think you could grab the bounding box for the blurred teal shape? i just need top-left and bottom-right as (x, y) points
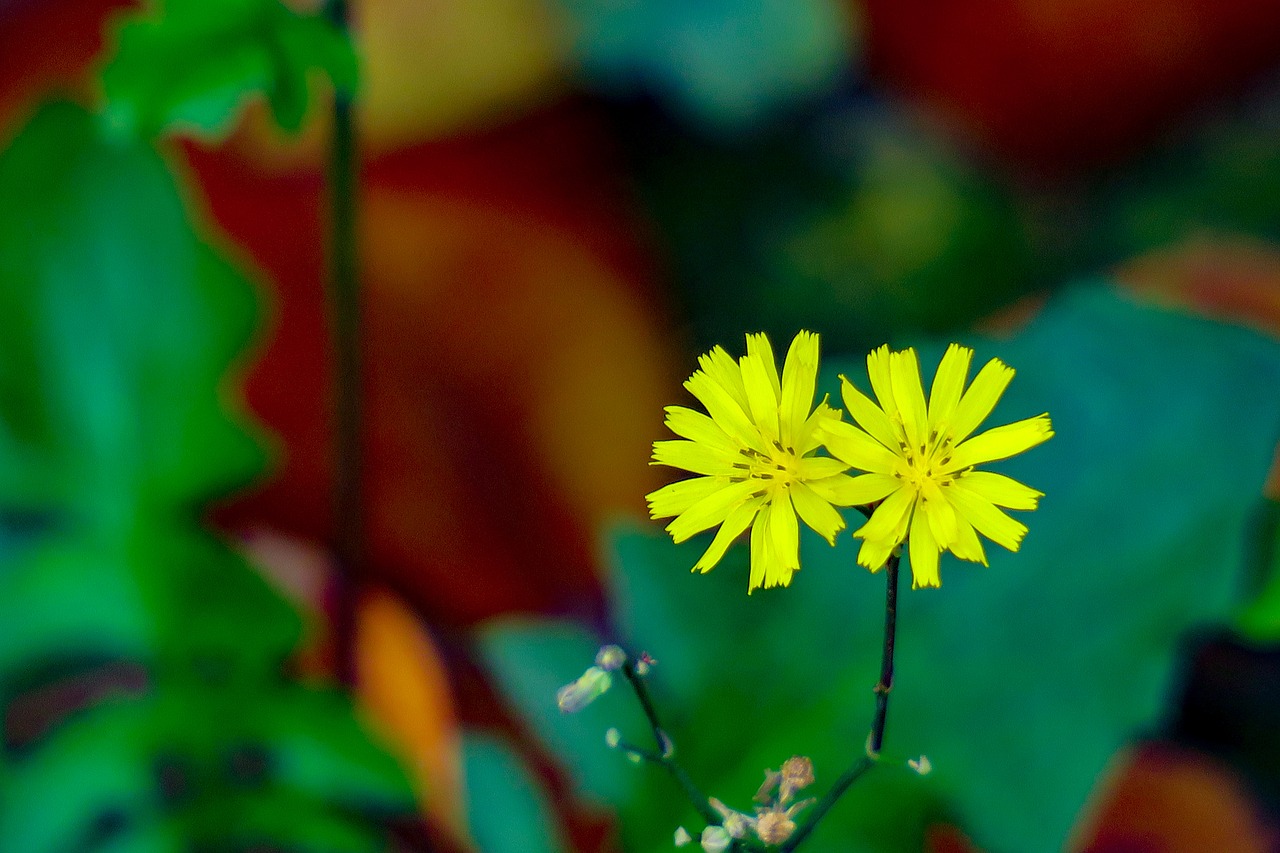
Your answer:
(100, 0), (357, 139)
(462, 732), (570, 853)
(0, 102), (414, 849)
(559, 0), (857, 130)
(479, 621), (649, 809)
(478, 285), (1280, 852)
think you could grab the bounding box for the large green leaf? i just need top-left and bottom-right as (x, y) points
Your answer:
(478, 285), (1280, 852)
(100, 0), (358, 139)
(0, 102), (264, 530)
(462, 732), (570, 853)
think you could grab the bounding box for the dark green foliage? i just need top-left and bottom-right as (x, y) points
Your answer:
(0, 103), (413, 851)
(478, 287), (1280, 852)
(100, 0), (357, 139)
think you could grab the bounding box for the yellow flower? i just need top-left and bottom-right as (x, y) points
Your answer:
(647, 331), (882, 592)
(820, 344), (1053, 589)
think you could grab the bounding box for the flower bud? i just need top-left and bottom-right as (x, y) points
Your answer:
(605, 728), (622, 749)
(700, 826), (731, 853)
(755, 810), (796, 846)
(674, 826), (692, 847)
(596, 644), (627, 671)
(556, 666), (612, 713)
(908, 755), (932, 776)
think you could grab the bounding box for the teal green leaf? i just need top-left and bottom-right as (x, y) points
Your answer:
(561, 0), (856, 130)
(479, 285), (1280, 852)
(0, 102), (265, 529)
(100, 0), (358, 139)
(477, 620), (648, 810)
(462, 732), (569, 853)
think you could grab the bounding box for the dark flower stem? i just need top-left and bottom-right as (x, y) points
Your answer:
(781, 552), (902, 851)
(323, 0), (362, 687)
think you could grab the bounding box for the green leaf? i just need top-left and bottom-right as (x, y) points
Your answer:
(480, 285), (1280, 852)
(251, 688), (416, 814)
(462, 732), (569, 853)
(0, 536), (151, 693)
(0, 102), (265, 529)
(0, 699), (159, 853)
(477, 620), (648, 810)
(100, 0), (358, 139)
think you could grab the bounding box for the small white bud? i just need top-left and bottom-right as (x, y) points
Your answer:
(674, 826), (692, 847)
(556, 667), (612, 713)
(700, 826), (731, 853)
(626, 751), (643, 765)
(635, 659), (651, 676)
(596, 644), (627, 671)
(605, 728), (622, 749)
(908, 755), (932, 776)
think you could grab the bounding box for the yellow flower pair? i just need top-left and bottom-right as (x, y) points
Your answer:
(646, 331), (1053, 592)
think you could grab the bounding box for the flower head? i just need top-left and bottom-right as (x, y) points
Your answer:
(820, 344), (1053, 588)
(647, 331), (871, 592)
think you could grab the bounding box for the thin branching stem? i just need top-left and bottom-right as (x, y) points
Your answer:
(782, 552), (902, 851)
(620, 661), (723, 828)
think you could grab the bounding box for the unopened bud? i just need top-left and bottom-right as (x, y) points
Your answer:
(908, 755), (932, 776)
(674, 826), (692, 847)
(605, 728), (622, 749)
(596, 644), (627, 671)
(635, 659), (651, 676)
(556, 666), (612, 713)
(700, 826), (731, 853)
(709, 798), (750, 839)
(755, 810), (797, 846)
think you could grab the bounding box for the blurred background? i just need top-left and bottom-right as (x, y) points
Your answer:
(2, 0), (1280, 850)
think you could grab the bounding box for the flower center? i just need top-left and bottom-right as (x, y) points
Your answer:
(897, 428), (955, 493)
(744, 442), (801, 491)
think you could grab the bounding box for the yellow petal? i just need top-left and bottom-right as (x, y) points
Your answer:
(685, 370), (768, 455)
(697, 345), (750, 413)
(947, 357), (1014, 443)
(769, 492), (800, 579)
(749, 505), (771, 592)
(663, 406), (739, 455)
(890, 348), (929, 452)
(807, 472), (899, 506)
(956, 470), (1044, 510)
(908, 507), (941, 588)
(790, 481), (846, 544)
(947, 515), (988, 565)
(820, 421), (901, 475)
(693, 496), (765, 573)
(779, 330), (819, 449)
(652, 439), (743, 477)
(839, 375), (900, 452)
(667, 479), (762, 542)
(857, 536), (896, 572)
(928, 344), (972, 433)
(866, 344), (898, 419)
(944, 482), (1028, 552)
(855, 485), (915, 544)
(746, 332), (782, 401)
(646, 476), (725, 519)
(740, 352), (781, 443)
(924, 487), (959, 549)
(795, 455), (851, 481)
(795, 397), (841, 455)
(944, 414), (1053, 472)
